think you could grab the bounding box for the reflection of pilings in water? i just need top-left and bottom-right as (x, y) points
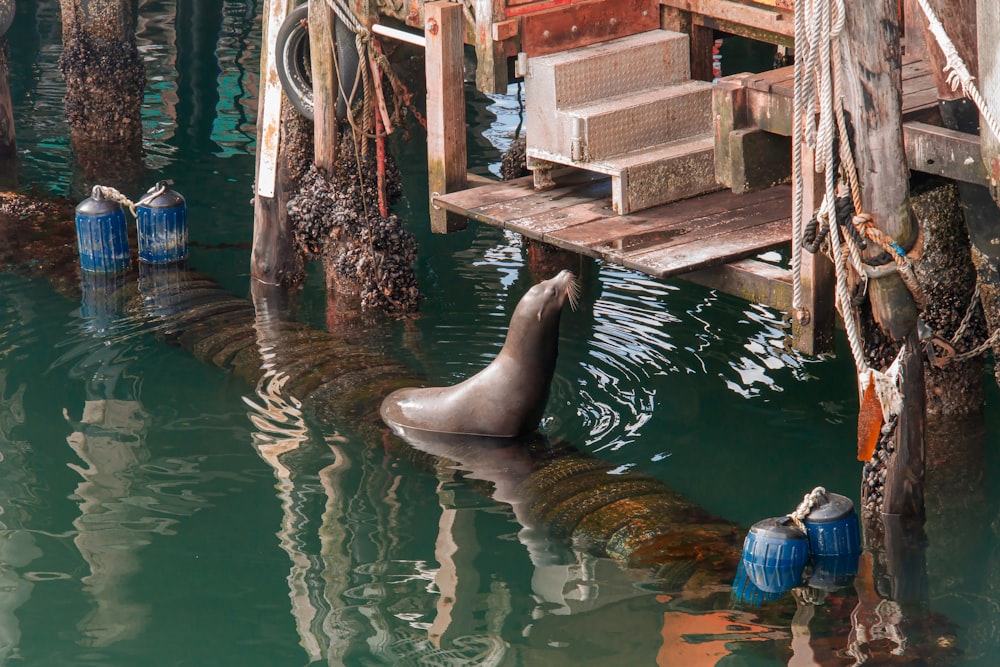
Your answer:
(66, 399), (153, 647)
(0, 371), (40, 666)
(244, 281), (361, 665)
(925, 418), (991, 659)
(244, 371), (339, 663)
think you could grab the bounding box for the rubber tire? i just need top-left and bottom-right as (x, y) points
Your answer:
(275, 4), (360, 122)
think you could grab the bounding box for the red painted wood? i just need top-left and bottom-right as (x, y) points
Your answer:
(520, 0), (659, 56)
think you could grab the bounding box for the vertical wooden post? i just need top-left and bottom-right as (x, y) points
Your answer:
(792, 144), (836, 355)
(425, 1), (467, 234)
(979, 0), (1000, 203)
(58, 0), (145, 186)
(841, 0), (924, 518)
(0, 35), (16, 188)
(309, 0), (338, 174)
(474, 0), (508, 94)
(252, 0), (301, 285)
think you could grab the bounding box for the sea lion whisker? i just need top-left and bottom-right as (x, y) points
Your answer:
(566, 277), (581, 311)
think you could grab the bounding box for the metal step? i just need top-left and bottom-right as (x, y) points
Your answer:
(527, 30), (692, 108)
(565, 80), (713, 160)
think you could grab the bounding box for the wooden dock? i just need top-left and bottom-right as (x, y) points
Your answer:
(434, 54), (979, 292)
(437, 172), (791, 280)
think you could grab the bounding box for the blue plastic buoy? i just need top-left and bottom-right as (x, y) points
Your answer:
(75, 191), (130, 274)
(803, 491), (861, 590)
(731, 558), (784, 607)
(136, 182), (188, 264)
(740, 516), (809, 594)
(802, 491), (861, 558)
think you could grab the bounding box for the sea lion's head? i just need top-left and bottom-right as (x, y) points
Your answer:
(522, 269), (579, 322)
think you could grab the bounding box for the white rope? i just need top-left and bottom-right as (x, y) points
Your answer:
(915, 0), (1000, 144)
(793, 0), (912, 417)
(787, 486), (827, 532)
(92, 185), (138, 218)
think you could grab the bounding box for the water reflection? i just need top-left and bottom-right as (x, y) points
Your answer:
(62, 271), (211, 647)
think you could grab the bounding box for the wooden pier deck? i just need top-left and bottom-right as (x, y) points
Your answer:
(434, 55), (963, 287)
(437, 172), (791, 279)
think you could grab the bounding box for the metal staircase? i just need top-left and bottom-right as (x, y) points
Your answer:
(525, 30), (720, 215)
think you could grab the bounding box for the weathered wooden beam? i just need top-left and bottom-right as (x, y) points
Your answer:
(979, 0), (1000, 200)
(0, 35), (16, 188)
(252, 0), (301, 284)
(712, 74), (749, 189)
(903, 121), (987, 186)
(684, 258), (792, 312)
(791, 143), (835, 355)
(309, 0), (338, 174)
(841, 0), (924, 519)
(425, 1), (468, 234)
(659, 0), (794, 45)
(474, 0), (508, 94)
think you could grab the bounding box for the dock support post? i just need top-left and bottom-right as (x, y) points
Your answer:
(58, 0), (145, 186)
(252, 0), (302, 285)
(0, 35), (16, 188)
(425, 1), (467, 234)
(474, 0), (509, 94)
(976, 0), (1000, 386)
(309, 0), (339, 174)
(841, 0), (924, 521)
(791, 144), (835, 355)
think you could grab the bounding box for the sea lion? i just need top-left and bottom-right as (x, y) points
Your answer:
(380, 270), (579, 438)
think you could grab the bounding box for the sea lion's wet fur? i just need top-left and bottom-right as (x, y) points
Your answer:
(380, 271), (577, 437)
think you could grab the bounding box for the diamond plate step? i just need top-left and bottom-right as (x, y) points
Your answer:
(565, 80), (712, 160)
(601, 134), (719, 214)
(527, 30), (691, 108)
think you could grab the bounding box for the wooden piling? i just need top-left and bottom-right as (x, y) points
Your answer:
(252, 0), (302, 285)
(792, 144), (836, 355)
(0, 36), (16, 188)
(309, 0), (338, 174)
(977, 0), (1000, 384)
(981, 0), (1000, 201)
(58, 0), (145, 186)
(840, 0), (924, 518)
(425, 1), (467, 234)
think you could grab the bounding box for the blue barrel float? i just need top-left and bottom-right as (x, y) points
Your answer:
(75, 189), (130, 274)
(741, 516), (811, 594)
(733, 488), (861, 606)
(136, 181), (188, 264)
(802, 491), (861, 591)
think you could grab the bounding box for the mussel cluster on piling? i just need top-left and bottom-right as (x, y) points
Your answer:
(286, 135), (420, 315)
(861, 414), (898, 515)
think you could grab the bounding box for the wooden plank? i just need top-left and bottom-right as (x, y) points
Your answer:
(659, 0), (794, 40)
(475, 0), (508, 93)
(309, 0), (338, 173)
(425, 2), (468, 233)
(684, 258), (792, 312)
(618, 217), (790, 278)
(520, 0), (659, 57)
(547, 185), (790, 247)
(433, 169), (597, 212)
(982, 0), (1000, 193)
(904, 121), (987, 186)
(469, 178), (611, 224)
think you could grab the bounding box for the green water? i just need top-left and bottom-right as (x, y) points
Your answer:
(2, 2), (999, 665)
